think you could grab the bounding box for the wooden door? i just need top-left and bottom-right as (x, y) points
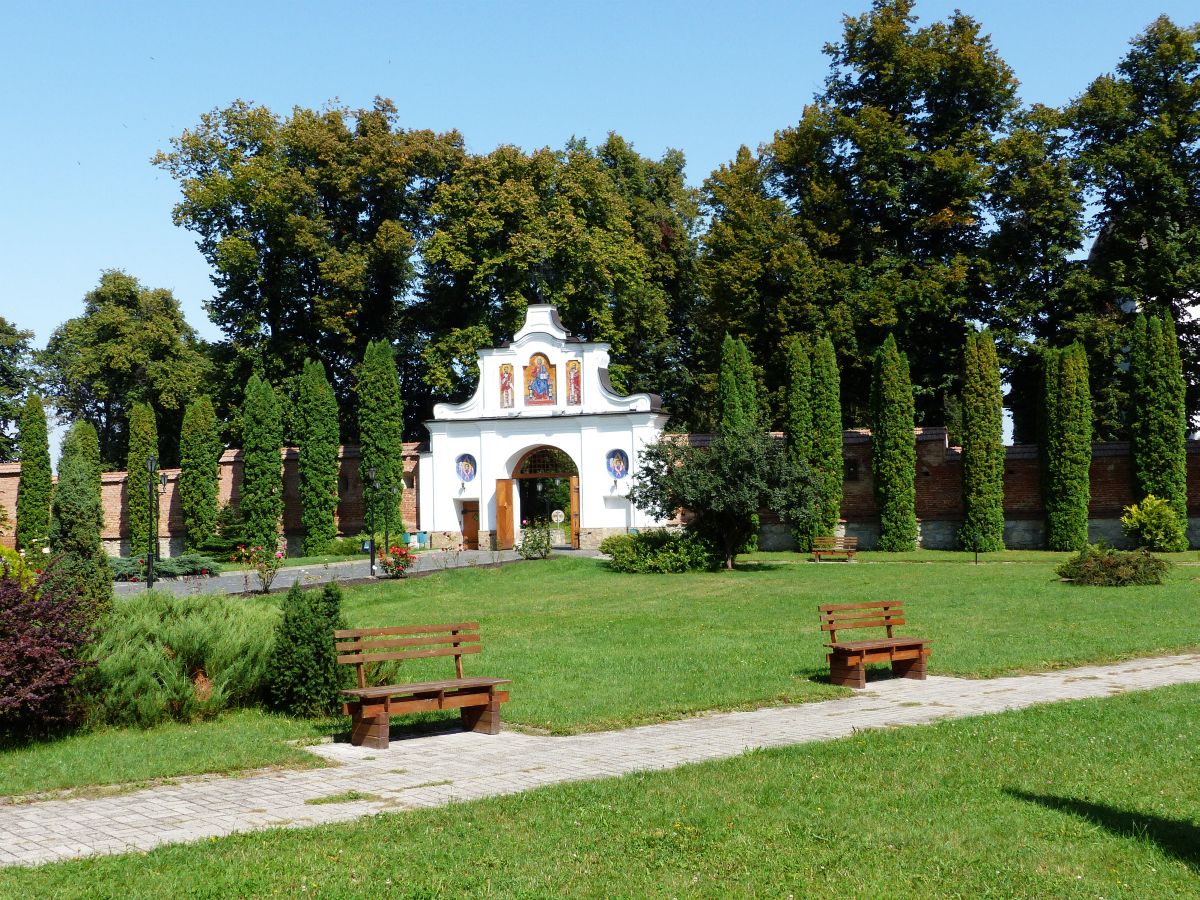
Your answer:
(569, 475), (581, 549)
(461, 501), (479, 550)
(495, 479), (514, 550)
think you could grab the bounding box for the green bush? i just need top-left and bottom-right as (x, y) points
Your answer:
(124, 401), (158, 555)
(517, 519), (552, 560)
(15, 392), (52, 552)
(871, 334), (917, 551)
(297, 359), (341, 556)
(599, 530), (715, 574)
(1120, 495), (1188, 552)
(194, 502), (248, 558)
(1055, 545), (1170, 587)
(265, 583), (343, 718)
(85, 591), (278, 726)
(179, 396), (223, 551)
(324, 533), (370, 556)
(108, 553), (220, 582)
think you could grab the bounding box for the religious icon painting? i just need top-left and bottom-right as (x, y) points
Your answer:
(606, 449), (629, 479)
(524, 353), (556, 405)
(566, 359), (582, 405)
(499, 364), (515, 409)
(455, 454), (477, 483)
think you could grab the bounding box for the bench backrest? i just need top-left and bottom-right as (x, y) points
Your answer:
(814, 536), (858, 550)
(817, 601), (903, 643)
(334, 622), (482, 689)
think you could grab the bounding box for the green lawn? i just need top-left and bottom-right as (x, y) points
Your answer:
(3, 552), (1198, 798)
(4, 683), (1196, 897)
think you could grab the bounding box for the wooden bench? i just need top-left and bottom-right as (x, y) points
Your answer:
(817, 601), (931, 688)
(813, 535), (858, 562)
(335, 622), (511, 750)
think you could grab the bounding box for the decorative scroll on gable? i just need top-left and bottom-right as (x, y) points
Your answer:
(431, 305), (662, 422)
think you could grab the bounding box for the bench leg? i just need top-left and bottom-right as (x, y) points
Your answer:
(460, 695), (502, 735)
(828, 656), (866, 689)
(350, 700), (390, 750)
(892, 654), (928, 681)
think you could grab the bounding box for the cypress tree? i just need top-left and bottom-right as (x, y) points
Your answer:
(297, 359), (340, 555)
(356, 341), (404, 529)
(265, 582), (343, 717)
(718, 334), (758, 435)
(240, 375), (283, 552)
(124, 402), (159, 556)
(179, 396), (223, 551)
(49, 421), (110, 612)
(810, 335), (844, 538)
(1130, 314), (1188, 548)
(870, 334), (917, 551)
(1043, 344), (1092, 551)
(15, 393), (51, 551)
(959, 330), (1006, 552)
(785, 338), (815, 549)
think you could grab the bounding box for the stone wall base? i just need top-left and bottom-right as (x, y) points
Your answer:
(103, 537), (186, 559)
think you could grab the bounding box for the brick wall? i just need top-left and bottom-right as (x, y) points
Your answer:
(0, 444), (421, 555)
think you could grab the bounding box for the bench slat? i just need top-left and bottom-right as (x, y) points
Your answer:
(821, 617), (905, 631)
(344, 676), (511, 697)
(828, 637), (930, 650)
(338, 644), (483, 665)
(334, 622), (479, 639)
(335, 634), (482, 653)
(818, 601), (902, 613)
(819, 609), (905, 622)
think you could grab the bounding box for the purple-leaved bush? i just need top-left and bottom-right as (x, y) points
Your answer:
(0, 562), (94, 738)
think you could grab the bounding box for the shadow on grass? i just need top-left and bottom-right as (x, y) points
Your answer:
(332, 712), (469, 745)
(730, 562), (786, 573)
(804, 664), (898, 687)
(1005, 789), (1200, 871)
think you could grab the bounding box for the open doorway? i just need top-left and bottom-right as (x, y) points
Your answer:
(512, 446), (579, 549)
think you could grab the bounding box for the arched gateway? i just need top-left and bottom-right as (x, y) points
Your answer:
(418, 305), (670, 550)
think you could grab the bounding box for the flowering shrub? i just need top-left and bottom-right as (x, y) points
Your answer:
(378, 545), (416, 577)
(517, 518), (552, 560)
(229, 543), (286, 593)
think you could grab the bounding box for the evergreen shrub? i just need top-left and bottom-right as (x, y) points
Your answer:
(49, 422), (111, 614)
(810, 336), (844, 539)
(959, 330), (1005, 551)
(297, 360), (340, 555)
(124, 402), (158, 554)
(265, 582), (343, 718)
(179, 397), (223, 551)
(0, 563), (94, 738)
(598, 530), (715, 573)
(15, 393), (52, 552)
(194, 502), (248, 558)
(1120, 495), (1188, 553)
(357, 340), (404, 530)
(239, 374), (283, 551)
(1043, 345), (1092, 551)
(871, 334), (917, 551)
(1055, 545), (1170, 587)
(85, 591), (277, 727)
(108, 553), (220, 582)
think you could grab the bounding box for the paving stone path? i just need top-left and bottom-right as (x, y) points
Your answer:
(3, 652), (1198, 868)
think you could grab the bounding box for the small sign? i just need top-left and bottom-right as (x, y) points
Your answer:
(551, 509), (565, 524)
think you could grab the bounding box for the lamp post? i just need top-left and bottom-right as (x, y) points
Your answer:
(367, 466), (377, 576)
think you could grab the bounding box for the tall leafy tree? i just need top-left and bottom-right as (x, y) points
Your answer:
(157, 99), (466, 435)
(239, 375), (283, 551)
(770, 0), (1063, 425)
(178, 397), (223, 551)
(810, 336), (844, 538)
(124, 402), (159, 557)
(15, 393), (51, 551)
(1129, 315), (1189, 547)
(0, 315), (34, 462)
(39, 270), (210, 465)
(297, 359), (340, 555)
(959, 330), (1006, 551)
(1043, 344), (1092, 551)
(356, 341), (404, 529)
(49, 422), (110, 613)
(871, 334), (917, 551)
(1071, 16), (1200, 420)
(420, 137), (698, 428)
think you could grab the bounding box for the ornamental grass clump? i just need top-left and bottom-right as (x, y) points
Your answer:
(84, 591), (278, 727)
(1055, 545), (1170, 587)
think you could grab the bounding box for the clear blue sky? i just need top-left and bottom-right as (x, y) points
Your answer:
(2, 0), (1196, 350)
